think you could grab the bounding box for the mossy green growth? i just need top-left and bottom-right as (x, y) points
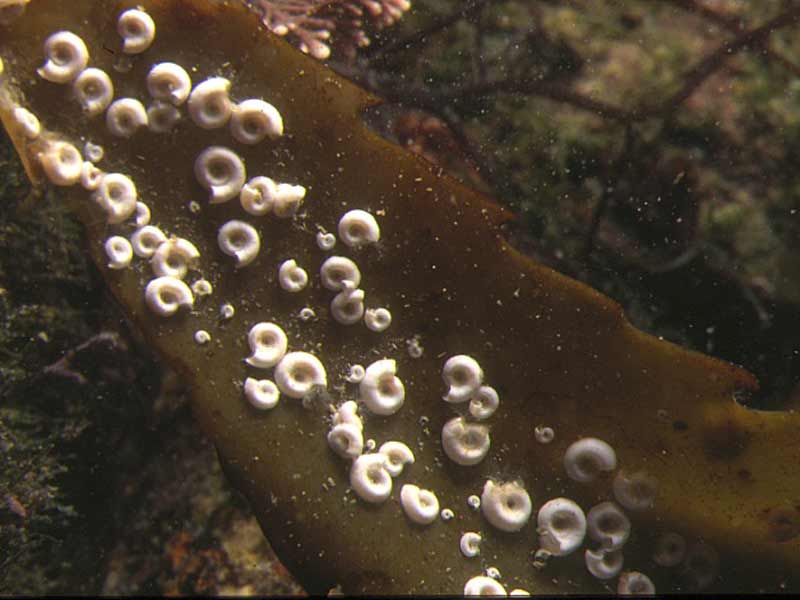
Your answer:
(1, 0), (799, 593)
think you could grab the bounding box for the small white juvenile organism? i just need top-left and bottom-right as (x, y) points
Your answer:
(274, 351), (327, 399)
(440, 508), (455, 521)
(338, 209), (380, 247)
(349, 453), (392, 503)
(364, 307), (392, 332)
(134, 202), (151, 227)
(617, 571), (655, 595)
(240, 176), (277, 216)
(333, 401), (362, 430)
(480, 479), (531, 533)
(130, 225), (167, 258)
(273, 183), (306, 217)
(194, 330), (211, 345)
(584, 548), (624, 580)
(297, 307), (315, 321)
(327, 423), (363, 459)
(146, 62), (192, 105)
(106, 98), (148, 137)
(244, 377), (280, 410)
(83, 141), (104, 163)
(612, 470), (658, 511)
(442, 355), (484, 403)
(534, 426), (555, 444)
(217, 220), (260, 267)
(278, 259), (308, 292)
(320, 256), (361, 291)
(563, 437), (617, 483)
(191, 279), (213, 297)
(586, 501), (631, 551)
(38, 31), (88, 83)
(331, 288), (365, 325)
(95, 173), (138, 223)
(117, 8), (155, 53)
(652, 532), (686, 567)
(399, 484), (439, 525)
(245, 322), (288, 369)
(463, 575), (506, 596)
(467, 494), (481, 510)
(469, 385), (499, 420)
(151, 237), (200, 279)
(459, 532), (482, 558)
(406, 337), (423, 358)
(378, 441), (414, 476)
(188, 77), (233, 128)
(230, 98), (283, 144)
(485, 567), (501, 580)
(39, 141), (82, 186)
(195, 146), (246, 203)
(144, 276), (194, 316)
(359, 359), (405, 416)
(146, 101), (181, 133)
(344, 364), (365, 384)
(441, 417), (490, 466)
(73, 68), (114, 116)
(13, 106), (41, 139)
(537, 497), (587, 556)
(104, 236), (133, 270)
(220, 302), (235, 320)
(316, 231), (336, 251)
(80, 162), (104, 191)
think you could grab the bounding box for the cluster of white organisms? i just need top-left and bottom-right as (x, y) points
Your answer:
(6, 4), (719, 595)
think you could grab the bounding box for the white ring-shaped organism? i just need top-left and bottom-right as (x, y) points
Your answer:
(320, 256), (361, 291)
(460, 532), (482, 558)
(191, 278), (213, 297)
(130, 225), (167, 258)
(151, 237), (200, 279)
(463, 575), (506, 596)
(338, 209), (380, 247)
(298, 307), (315, 321)
(467, 495), (481, 510)
(95, 173), (137, 223)
(240, 176), (277, 216)
(144, 276), (194, 317)
(400, 484), (439, 525)
(195, 146), (246, 204)
(220, 303), (235, 320)
(350, 453), (392, 503)
(13, 107), (40, 139)
(327, 423), (364, 460)
(469, 385), (499, 420)
(587, 501), (630, 551)
(652, 532), (686, 568)
(344, 364), (366, 384)
(617, 571), (655, 595)
(480, 479), (531, 533)
(316, 231), (336, 251)
(244, 377), (280, 410)
(217, 220), (260, 268)
(612, 470), (658, 511)
(230, 98), (283, 144)
(681, 541), (719, 591)
(106, 98), (148, 137)
(331, 288), (365, 325)
(39, 141), (82, 186)
(442, 417), (490, 466)
(117, 8), (155, 54)
(585, 548), (623, 580)
(194, 330), (211, 345)
(273, 183), (306, 218)
(442, 355), (484, 403)
(146, 101), (181, 133)
(378, 441), (414, 477)
(274, 352), (327, 399)
(73, 68), (113, 116)
(188, 77), (232, 129)
(80, 161), (104, 191)
(333, 400), (362, 430)
(245, 322), (288, 369)
(537, 497), (587, 556)
(37, 31), (88, 83)
(364, 307), (392, 332)
(134, 202), (151, 227)
(146, 62), (191, 105)
(278, 259), (308, 293)
(104, 235), (132, 270)
(83, 141), (104, 163)
(564, 437), (617, 483)
(534, 426), (555, 444)
(441, 508), (455, 521)
(359, 358), (405, 416)
(509, 590), (530, 596)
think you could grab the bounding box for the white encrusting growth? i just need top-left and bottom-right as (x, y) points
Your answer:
(117, 8), (156, 54)
(73, 68), (113, 116)
(350, 453), (392, 503)
(652, 532), (685, 567)
(298, 307), (315, 321)
(195, 146), (246, 203)
(95, 173), (137, 223)
(537, 497), (587, 556)
(441, 417), (490, 466)
(364, 307), (392, 332)
(144, 276), (194, 316)
(442, 355), (484, 403)
(220, 302), (235, 320)
(240, 176), (276, 215)
(463, 575), (506, 596)
(83, 141), (104, 163)
(151, 237), (200, 279)
(617, 571), (655, 595)
(38, 31), (88, 83)
(613, 470), (658, 511)
(563, 437), (617, 483)
(338, 209), (380, 247)
(273, 183), (306, 217)
(333, 400), (362, 430)
(12, 106), (40, 138)
(274, 352), (327, 399)
(80, 162), (104, 190)
(147, 101), (181, 133)
(217, 219), (260, 267)
(459, 532), (482, 558)
(467, 495), (481, 510)
(191, 279), (213, 297)
(440, 508), (455, 521)
(130, 225), (167, 258)
(378, 441), (414, 476)
(134, 202), (151, 227)
(316, 231), (336, 251)
(146, 62), (192, 105)
(327, 423), (363, 459)
(344, 364), (365, 384)
(469, 385), (499, 420)
(584, 548), (623, 580)
(320, 256), (361, 291)
(509, 590), (531, 596)
(278, 259), (308, 292)
(486, 567), (501, 580)
(188, 77), (232, 129)
(39, 141), (82, 186)
(534, 426), (555, 444)
(245, 322), (288, 369)
(244, 377), (280, 409)
(359, 359), (405, 416)
(104, 235), (133, 270)
(106, 98), (148, 137)
(194, 330), (211, 345)
(230, 98), (284, 144)
(480, 480), (531, 532)
(331, 287), (365, 325)
(587, 501), (630, 550)
(399, 484), (439, 525)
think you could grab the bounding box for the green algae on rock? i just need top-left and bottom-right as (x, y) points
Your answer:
(1, 0), (799, 594)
